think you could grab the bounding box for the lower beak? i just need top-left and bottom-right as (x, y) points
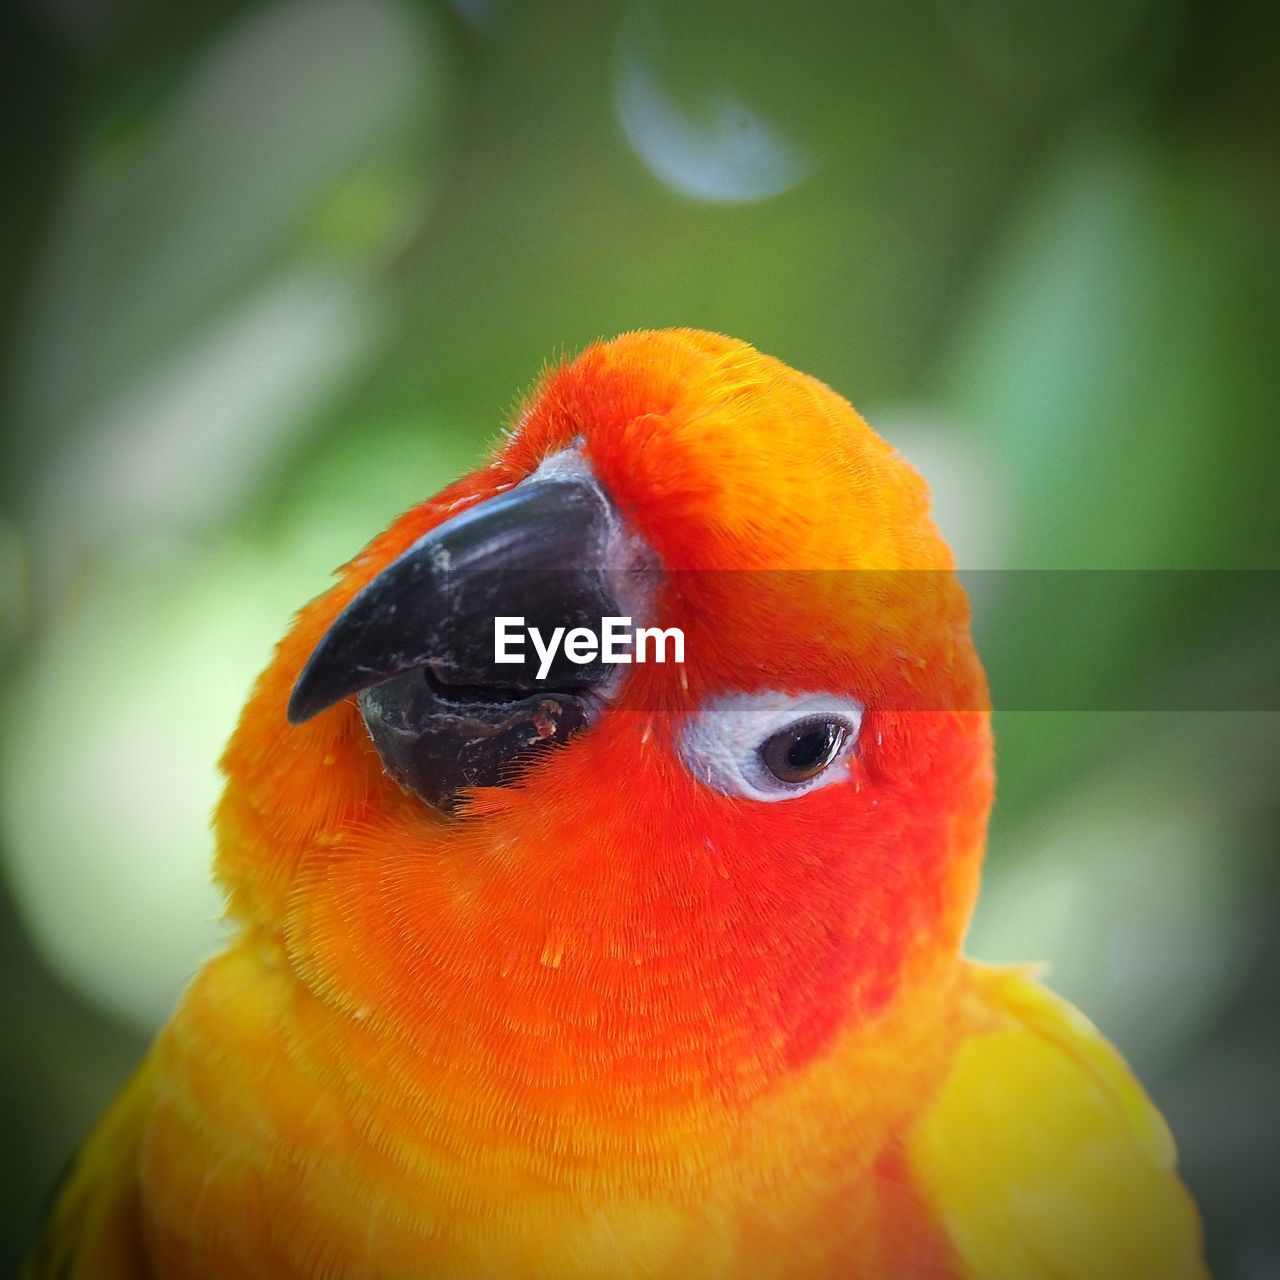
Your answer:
(287, 464), (640, 811)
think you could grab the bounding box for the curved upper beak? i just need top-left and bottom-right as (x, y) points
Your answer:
(286, 463), (646, 811)
(288, 471), (627, 725)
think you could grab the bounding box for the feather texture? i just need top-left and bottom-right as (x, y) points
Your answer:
(909, 964), (1208, 1280)
(27, 331), (1208, 1277)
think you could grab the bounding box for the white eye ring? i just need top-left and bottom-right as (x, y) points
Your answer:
(678, 692), (863, 801)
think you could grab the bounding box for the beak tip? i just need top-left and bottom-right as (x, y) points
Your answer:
(285, 667), (330, 726)
(286, 622), (366, 725)
(285, 688), (313, 726)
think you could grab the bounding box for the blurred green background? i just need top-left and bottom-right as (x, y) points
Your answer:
(2, 0), (1277, 1273)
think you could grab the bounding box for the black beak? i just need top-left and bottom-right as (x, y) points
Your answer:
(288, 466), (646, 811)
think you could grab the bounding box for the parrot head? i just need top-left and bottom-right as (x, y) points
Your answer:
(218, 329), (991, 1118)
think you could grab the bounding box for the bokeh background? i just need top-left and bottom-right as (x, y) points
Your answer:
(2, 0), (1277, 1273)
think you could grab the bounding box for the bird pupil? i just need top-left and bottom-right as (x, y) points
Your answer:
(786, 725), (836, 772)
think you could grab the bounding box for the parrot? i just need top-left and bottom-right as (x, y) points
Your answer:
(27, 328), (1208, 1278)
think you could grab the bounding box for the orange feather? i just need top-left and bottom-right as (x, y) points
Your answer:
(29, 330), (1206, 1279)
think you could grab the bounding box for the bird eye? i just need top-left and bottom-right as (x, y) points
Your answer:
(679, 692), (862, 801)
(759, 715), (850, 785)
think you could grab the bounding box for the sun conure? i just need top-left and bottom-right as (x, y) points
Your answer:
(27, 329), (1208, 1278)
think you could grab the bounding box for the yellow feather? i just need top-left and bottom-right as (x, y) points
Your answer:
(908, 964), (1208, 1279)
